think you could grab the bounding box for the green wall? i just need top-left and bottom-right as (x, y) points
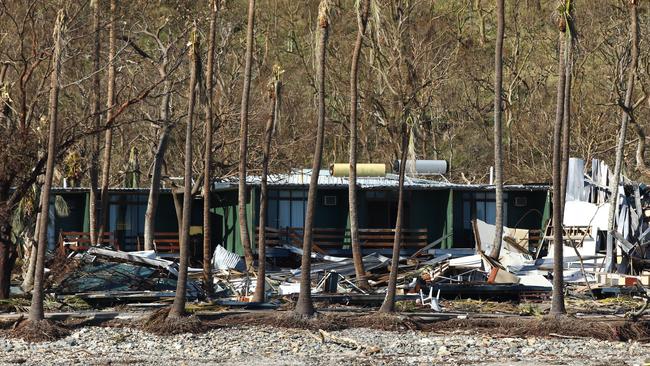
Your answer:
(505, 190), (548, 229)
(314, 189), (349, 229)
(214, 188), (254, 255)
(408, 190), (450, 245)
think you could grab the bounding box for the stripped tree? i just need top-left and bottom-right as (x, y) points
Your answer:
(550, 0), (572, 316)
(626, 0), (646, 176)
(238, 0), (256, 271)
(348, 0), (372, 289)
(606, 0), (639, 273)
(489, 0), (505, 260)
(295, 0), (331, 317)
(99, 0), (117, 238)
(29, 9), (65, 323)
(379, 122), (410, 313)
(560, 2), (576, 214)
(169, 27), (200, 319)
(253, 65), (282, 303)
(129, 25), (191, 252)
(203, 0), (219, 296)
(88, 0), (101, 246)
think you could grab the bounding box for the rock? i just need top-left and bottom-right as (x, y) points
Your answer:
(437, 345), (451, 357)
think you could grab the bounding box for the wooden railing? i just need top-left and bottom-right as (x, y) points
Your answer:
(136, 232), (180, 255)
(256, 226), (428, 254)
(58, 231), (120, 255)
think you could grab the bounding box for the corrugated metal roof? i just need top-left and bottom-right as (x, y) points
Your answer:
(51, 187), (174, 193)
(50, 170), (548, 193)
(217, 169), (549, 191)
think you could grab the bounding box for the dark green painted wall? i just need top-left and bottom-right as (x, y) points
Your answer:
(49, 186), (550, 255)
(214, 188), (254, 255)
(505, 190), (548, 229)
(408, 190), (450, 244)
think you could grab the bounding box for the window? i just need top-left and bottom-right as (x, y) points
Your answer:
(514, 196), (528, 207)
(323, 195), (337, 206)
(471, 192), (507, 225)
(107, 194), (147, 251)
(454, 191), (510, 248)
(267, 189), (307, 228)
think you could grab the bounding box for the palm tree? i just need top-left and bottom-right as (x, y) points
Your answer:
(238, 0), (256, 271)
(29, 9), (65, 322)
(295, 0), (331, 317)
(253, 65), (282, 303)
(169, 28), (200, 319)
(489, 0), (505, 260)
(606, 0), (638, 273)
(203, 0), (219, 296)
(99, 0), (117, 238)
(550, 0), (572, 316)
(379, 123), (410, 313)
(348, 0), (372, 289)
(88, 0), (101, 246)
(560, 6), (575, 215)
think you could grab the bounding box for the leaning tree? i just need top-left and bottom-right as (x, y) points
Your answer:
(295, 0), (331, 317)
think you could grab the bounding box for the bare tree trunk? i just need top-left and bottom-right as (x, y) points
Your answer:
(238, 0), (256, 271)
(253, 72), (281, 303)
(379, 124), (409, 313)
(88, 0), (101, 246)
(633, 122), (647, 174)
(169, 30), (199, 319)
(550, 2), (570, 316)
(172, 188), (183, 235)
(295, 2), (330, 317)
(560, 37), (574, 215)
(29, 10), (64, 322)
(489, 0), (505, 260)
(21, 238), (37, 291)
(0, 216), (16, 299)
(606, 0), (638, 273)
(203, 0), (218, 296)
(21, 187), (43, 292)
(474, 0), (487, 46)
(348, 0), (371, 289)
(143, 118), (171, 251)
(99, 0), (117, 238)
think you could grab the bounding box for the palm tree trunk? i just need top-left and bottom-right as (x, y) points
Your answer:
(295, 1), (330, 317)
(29, 10), (64, 322)
(253, 77), (280, 303)
(88, 0), (101, 246)
(379, 123), (409, 313)
(169, 30), (199, 319)
(348, 0), (371, 289)
(550, 5), (569, 316)
(238, 0), (256, 271)
(203, 0), (219, 296)
(99, 0), (117, 239)
(606, 0), (638, 273)
(560, 38), (573, 215)
(489, 0), (505, 260)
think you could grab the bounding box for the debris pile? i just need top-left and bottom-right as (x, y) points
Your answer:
(24, 157), (650, 315)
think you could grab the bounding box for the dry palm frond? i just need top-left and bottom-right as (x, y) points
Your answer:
(406, 117), (417, 176)
(54, 195), (69, 217)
